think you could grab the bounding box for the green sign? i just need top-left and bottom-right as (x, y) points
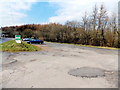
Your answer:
(15, 35), (21, 43)
(15, 35), (21, 40)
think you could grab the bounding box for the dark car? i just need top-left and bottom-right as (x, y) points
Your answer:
(26, 39), (44, 44)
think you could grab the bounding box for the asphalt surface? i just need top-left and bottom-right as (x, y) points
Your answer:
(0, 38), (14, 44)
(1, 41), (119, 88)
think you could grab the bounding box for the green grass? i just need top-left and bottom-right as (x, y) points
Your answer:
(0, 40), (41, 52)
(77, 44), (119, 50)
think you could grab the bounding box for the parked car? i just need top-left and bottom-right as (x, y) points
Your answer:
(23, 38), (32, 41)
(26, 39), (44, 44)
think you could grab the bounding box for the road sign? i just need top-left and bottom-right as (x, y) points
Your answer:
(15, 35), (21, 43)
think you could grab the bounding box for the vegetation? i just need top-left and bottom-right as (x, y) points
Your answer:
(1, 5), (119, 48)
(0, 40), (41, 52)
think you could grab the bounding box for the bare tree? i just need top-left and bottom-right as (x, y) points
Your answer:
(109, 13), (117, 46)
(91, 5), (98, 31)
(82, 12), (89, 31)
(97, 4), (108, 46)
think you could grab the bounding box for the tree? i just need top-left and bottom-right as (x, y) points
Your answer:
(92, 5), (98, 31)
(97, 4), (108, 46)
(22, 29), (34, 38)
(82, 12), (89, 31)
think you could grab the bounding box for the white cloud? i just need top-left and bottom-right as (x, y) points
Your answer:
(0, 0), (119, 27)
(0, 0), (38, 27)
(48, 0), (119, 24)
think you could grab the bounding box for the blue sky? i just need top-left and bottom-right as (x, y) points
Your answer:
(23, 2), (58, 24)
(0, 0), (119, 27)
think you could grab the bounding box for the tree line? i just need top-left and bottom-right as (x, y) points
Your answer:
(1, 5), (120, 48)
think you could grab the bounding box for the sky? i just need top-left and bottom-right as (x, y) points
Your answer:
(0, 0), (119, 27)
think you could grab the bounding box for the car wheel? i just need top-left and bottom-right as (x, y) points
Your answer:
(28, 42), (31, 44)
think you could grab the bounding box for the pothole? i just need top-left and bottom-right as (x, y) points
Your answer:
(68, 67), (105, 78)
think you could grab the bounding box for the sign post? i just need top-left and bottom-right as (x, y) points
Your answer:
(15, 35), (21, 43)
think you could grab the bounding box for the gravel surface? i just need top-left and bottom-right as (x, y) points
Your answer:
(1, 42), (118, 88)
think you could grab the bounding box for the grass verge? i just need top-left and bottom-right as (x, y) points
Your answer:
(0, 40), (41, 52)
(77, 44), (119, 50)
